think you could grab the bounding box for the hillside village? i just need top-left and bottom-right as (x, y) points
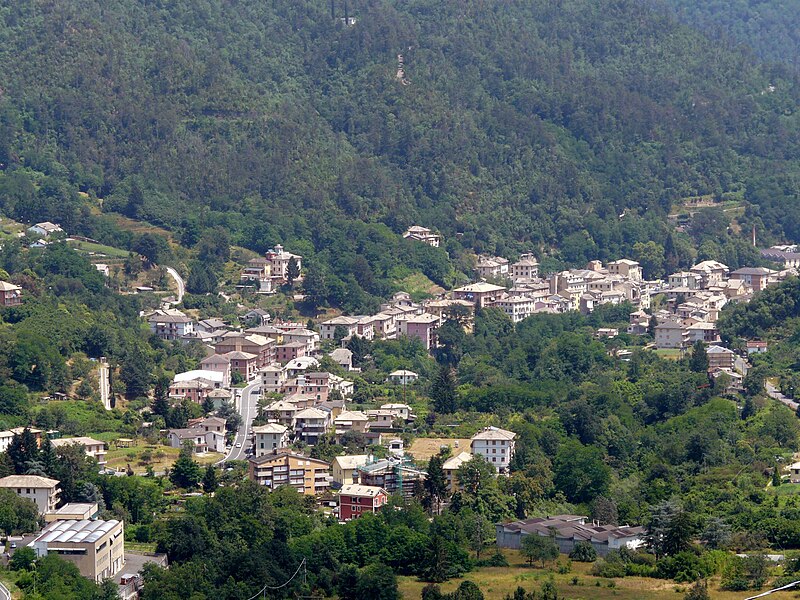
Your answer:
(2, 219), (800, 598)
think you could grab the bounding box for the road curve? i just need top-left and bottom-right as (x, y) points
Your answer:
(0, 579), (11, 600)
(217, 381), (260, 464)
(765, 382), (799, 411)
(164, 266), (185, 304)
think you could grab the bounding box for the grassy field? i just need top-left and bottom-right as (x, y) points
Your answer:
(68, 239), (130, 259)
(398, 550), (797, 599)
(654, 349), (682, 360)
(101, 436), (223, 474)
(408, 438), (471, 461)
(393, 272), (445, 299)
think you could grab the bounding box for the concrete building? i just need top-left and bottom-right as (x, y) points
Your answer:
(247, 452), (331, 495)
(496, 296), (535, 323)
(357, 459), (426, 498)
(471, 426), (515, 474)
(607, 259), (642, 282)
(0, 475), (60, 515)
(387, 370), (418, 385)
(251, 423), (290, 457)
(147, 314), (194, 341)
(453, 282), (506, 308)
(166, 428), (226, 453)
(397, 313), (440, 350)
(32, 519), (125, 582)
(293, 407), (330, 446)
(730, 267), (775, 292)
(338, 484), (388, 521)
(403, 225), (441, 247)
(654, 320), (689, 349)
(706, 345), (736, 371)
(51, 437), (107, 467)
(331, 455), (371, 487)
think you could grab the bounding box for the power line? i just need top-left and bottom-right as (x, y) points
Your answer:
(245, 558), (307, 600)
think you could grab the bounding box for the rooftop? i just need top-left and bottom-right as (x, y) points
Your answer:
(471, 426), (516, 441)
(0, 475), (60, 489)
(339, 484), (387, 498)
(33, 518), (120, 545)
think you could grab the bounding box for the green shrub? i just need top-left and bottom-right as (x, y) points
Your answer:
(569, 541), (598, 562)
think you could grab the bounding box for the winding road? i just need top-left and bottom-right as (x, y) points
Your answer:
(218, 381), (261, 464)
(164, 266), (185, 304)
(765, 382), (799, 411)
(0, 580), (10, 600)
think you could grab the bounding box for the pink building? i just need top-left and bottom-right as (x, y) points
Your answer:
(398, 313), (441, 350)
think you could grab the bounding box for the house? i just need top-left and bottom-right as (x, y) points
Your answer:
(264, 245), (302, 284)
(338, 484), (388, 521)
(442, 451), (472, 494)
(264, 400), (300, 429)
(788, 462), (800, 484)
(260, 365), (288, 392)
(495, 515), (645, 557)
(746, 340), (768, 355)
(32, 519), (125, 582)
(147, 314), (195, 341)
(28, 221), (64, 237)
(607, 259), (642, 281)
(239, 258), (273, 293)
(94, 263), (110, 278)
(168, 379), (214, 404)
(596, 328), (619, 339)
(730, 267), (775, 292)
(690, 260), (729, 288)
(320, 316), (361, 340)
(357, 459), (426, 497)
(247, 452), (331, 494)
(380, 403), (415, 422)
(0, 281), (23, 306)
(330, 348), (354, 371)
(219, 351), (259, 381)
(242, 308), (271, 327)
(251, 424), (290, 457)
(762, 247), (800, 269)
(51, 437), (107, 467)
(331, 455), (371, 487)
(294, 407), (331, 445)
(333, 411), (370, 440)
(214, 332), (275, 369)
(475, 256), (510, 280)
(471, 426), (516, 474)
(0, 427), (43, 453)
(511, 254), (539, 280)
(194, 416), (226, 434)
(275, 328), (320, 355)
(685, 322), (720, 344)
(199, 354), (232, 387)
(275, 342), (307, 364)
(397, 312), (440, 349)
(654, 320), (689, 350)
(206, 388), (232, 410)
(196, 318), (228, 334)
(166, 428), (226, 453)
(452, 282), (506, 308)
(496, 296), (535, 323)
(387, 370), (418, 385)
(365, 409), (396, 429)
(403, 225), (441, 247)
(285, 356), (320, 378)
(706, 345), (736, 371)
(0, 475), (61, 514)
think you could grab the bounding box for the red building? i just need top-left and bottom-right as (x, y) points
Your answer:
(275, 342), (307, 364)
(337, 484), (388, 521)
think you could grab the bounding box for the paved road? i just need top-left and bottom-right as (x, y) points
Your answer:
(218, 381), (260, 464)
(0, 580), (10, 600)
(98, 359), (111, 410)
(734, 354), (750, 377)
(766, 382), (799, 411)
(164, 266), (185, 304)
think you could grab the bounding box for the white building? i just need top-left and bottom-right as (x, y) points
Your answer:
(252, 423), (290, 456)
(511, 254), (539, 280)
(470, 426), (516, 474)
(28, 221), (64, 237)
(51, 437), (107, 467)
(403, 225), (441, 247)
(387, 370), (418, 385)
(0, 475), (61, 514)
(496, 296), (535, 323)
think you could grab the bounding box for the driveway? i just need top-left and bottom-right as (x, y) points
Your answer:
(163, 266), (185, 304)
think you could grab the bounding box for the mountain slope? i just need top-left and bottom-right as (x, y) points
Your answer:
(1, 0), (799, 308)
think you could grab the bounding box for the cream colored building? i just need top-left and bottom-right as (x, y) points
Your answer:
(45, 502), (99, 523)
(51, 437), (107, 467)
(0, 475), (60, 514)
(32, 519), (124, 582)
(332, 455), (371, 487)
(470, 426), (516, 474)
(442, 451), (473, 493)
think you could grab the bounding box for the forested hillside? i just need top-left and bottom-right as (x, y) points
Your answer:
(1, 0), (800, 307)
(665, 0), (800, 71)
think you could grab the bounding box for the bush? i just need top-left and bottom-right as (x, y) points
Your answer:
(569, 541), (598, 562)
(591, 559), (627, 578)
(476, 551), (509, 568)
(10, 546), (36, 571)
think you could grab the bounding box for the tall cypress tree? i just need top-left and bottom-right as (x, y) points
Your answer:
(430, 365), (457, 414)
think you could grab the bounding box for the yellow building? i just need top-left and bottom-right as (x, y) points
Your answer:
(248, 452), (331, 495)
(442, 452), (473, 494)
